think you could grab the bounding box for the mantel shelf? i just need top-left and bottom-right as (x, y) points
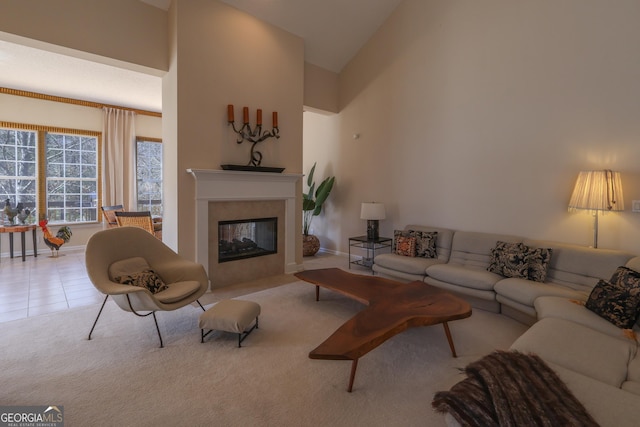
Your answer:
(187, 168), (303, 182)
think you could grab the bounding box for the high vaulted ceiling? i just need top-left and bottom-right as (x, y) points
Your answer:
(0, 0), (402, 112)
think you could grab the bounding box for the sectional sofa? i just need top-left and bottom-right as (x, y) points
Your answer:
(372, 225), (640, 426)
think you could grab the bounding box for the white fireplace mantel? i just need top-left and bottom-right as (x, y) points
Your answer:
(187, 169), (303, 276)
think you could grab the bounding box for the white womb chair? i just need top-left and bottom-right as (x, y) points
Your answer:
(85, 226), (209, 347)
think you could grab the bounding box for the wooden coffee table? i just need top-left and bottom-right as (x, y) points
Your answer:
(295, 268), (472, 392)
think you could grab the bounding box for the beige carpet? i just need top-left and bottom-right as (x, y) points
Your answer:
(0, 278), (528, 427)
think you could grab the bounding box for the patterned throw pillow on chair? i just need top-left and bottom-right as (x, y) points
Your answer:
(115, 269), (169, 294)
(396, 236), (417, 257)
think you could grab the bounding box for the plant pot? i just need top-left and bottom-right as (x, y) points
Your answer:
(302, 234), (320, 257)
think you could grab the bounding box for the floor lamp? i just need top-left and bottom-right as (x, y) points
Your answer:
(568, 170), (624, 248)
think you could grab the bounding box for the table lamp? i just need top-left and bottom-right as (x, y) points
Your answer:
(360, 202), (386, 240)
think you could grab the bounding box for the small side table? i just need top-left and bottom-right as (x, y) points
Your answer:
(0, 224), (38, 262)
(348, 235), (392, 271)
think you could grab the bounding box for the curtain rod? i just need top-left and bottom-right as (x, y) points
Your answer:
(0, 87), (162, 118)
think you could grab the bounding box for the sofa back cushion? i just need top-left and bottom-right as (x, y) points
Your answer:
(524, 239), (635, 293)
(448, 231), (522, 269)
(404, 225), (454, 262)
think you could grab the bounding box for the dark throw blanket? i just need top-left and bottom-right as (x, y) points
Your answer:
(432, 351), (599, 427)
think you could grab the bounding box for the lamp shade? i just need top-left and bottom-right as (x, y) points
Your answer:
(360, 202), (386, 220)
(568, 170), (624, 212)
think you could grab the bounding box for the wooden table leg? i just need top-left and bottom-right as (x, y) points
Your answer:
(21, 231), (26, 261)
(9, 232), (14, 259)
(315, 285), (319, 301)
(442, 322), (458, 358)
(347, 359), (359, 393)
(32, 228), (37, 258)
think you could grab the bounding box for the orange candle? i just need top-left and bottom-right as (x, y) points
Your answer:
(243, 107), (249, 124)
(227, 104), (234, 123)
(272, 111), (278, 128)
(256, 109), (262, 125)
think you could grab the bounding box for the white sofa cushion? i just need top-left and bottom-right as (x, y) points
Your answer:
(494, 278), (585, 307)
(549, 362), (640, 427)
(535, 296), (640, 339)
(426, 264), (502, 291)
(510, 318), (637, 388)
(625, 354), (640, 391)
(524, 239), (635, 294)
(374, 253), (444, 275)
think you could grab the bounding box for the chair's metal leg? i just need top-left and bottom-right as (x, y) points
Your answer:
(152, 312), (164, 348)
(88, 295), (109, 340)
(125, 294), (163, 348)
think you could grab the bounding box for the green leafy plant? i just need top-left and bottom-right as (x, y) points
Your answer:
(303, 162), (335, 236)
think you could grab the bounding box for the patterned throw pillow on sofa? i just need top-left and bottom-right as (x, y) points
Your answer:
(393, 229), (409, 252)
(411, 231), (438, 258)
(609, 266), (640, 291)
(487, 241), (529, 279)
(586, 279), (640, 329)
(396, 236), (417, 257)
(524, 246), (553, 282)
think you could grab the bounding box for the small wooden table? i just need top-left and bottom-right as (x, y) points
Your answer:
(295, 268), (472, 392)
(0, 224), (38, 262)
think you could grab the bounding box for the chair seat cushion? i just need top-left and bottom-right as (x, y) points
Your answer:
(155, 280), (202, 303)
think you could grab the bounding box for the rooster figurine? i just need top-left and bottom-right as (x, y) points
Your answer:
(38, 219), (72, 257)
(4, 199), (22, 225)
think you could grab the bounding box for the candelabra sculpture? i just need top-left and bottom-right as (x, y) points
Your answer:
(227, 105), (279, 168)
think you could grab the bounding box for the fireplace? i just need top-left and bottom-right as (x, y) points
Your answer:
(219, 217), (277, 263)
(188, 169), (302, 289)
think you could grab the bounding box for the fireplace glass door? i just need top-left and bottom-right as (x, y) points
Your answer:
(218, 217), (277, 262)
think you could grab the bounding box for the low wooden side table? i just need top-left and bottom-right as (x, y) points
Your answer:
(0, 224), (38, 262)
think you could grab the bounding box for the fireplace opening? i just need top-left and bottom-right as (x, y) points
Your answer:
(218, 217), (277, 263)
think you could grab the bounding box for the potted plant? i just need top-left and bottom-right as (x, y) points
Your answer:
(302, 162), (335, 256)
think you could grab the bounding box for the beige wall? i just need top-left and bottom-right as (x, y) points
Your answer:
(167, 0), (304, 262)
(304, 63), (339, 113)
(0, 0), (167, 73)
(308, 0), (640, 254)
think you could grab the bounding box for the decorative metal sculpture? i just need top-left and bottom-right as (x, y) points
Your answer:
(227, 105), (279, 167)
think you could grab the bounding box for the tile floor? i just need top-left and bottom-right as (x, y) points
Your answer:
(0, 249), (104, 323)
(0, 249), (359, 323)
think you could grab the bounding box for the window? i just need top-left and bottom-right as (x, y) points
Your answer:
(0, 123), (101, 225)
(0, 129), (37, 215)
(136, 138), (162, 216)
(46, 133), (99, 222)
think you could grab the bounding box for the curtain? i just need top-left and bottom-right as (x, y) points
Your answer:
(102, 107), (137, 210)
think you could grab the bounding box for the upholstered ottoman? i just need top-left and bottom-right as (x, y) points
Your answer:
(199, 299), (261, 347)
